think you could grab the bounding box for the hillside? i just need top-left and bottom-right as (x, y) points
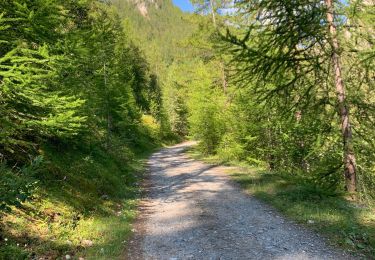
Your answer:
(1, 0), (374, 259)
(0, 0), (192, 258)
(112, 0), (197, 73)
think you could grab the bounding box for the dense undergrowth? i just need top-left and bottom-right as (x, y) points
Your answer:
(0, 122), (165, 259)
(0, 0), (182, 258)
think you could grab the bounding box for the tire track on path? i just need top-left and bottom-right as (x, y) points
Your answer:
(126, 142), (354, 260)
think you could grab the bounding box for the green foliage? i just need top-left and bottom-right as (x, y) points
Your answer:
(182, 0), (375, 199)
(113, 0), (196, 69)
(217, 133), (246, 162)
(0, 0), (192, 256)
(0, 244), (30, 260)
(0, 9), (86, 161)
(0, 137), (153, 259)
(184, 1), (375, 255)
(0, 1), (175, 258)
(0, 157), (41, 212)
(1, 0), (373, 257)
(188, 79), (225, 154)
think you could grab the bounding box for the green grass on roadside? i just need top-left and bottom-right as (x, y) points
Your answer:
(188, 147), (375, 258)
(0, 137), (157, 260)
(231, 169), (375, 257)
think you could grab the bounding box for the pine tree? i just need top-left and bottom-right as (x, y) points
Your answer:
(220, 0), (375, 193)
(0, 2), (85, 161)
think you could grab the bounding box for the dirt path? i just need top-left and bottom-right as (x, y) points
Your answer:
(126, 142), (354, 260)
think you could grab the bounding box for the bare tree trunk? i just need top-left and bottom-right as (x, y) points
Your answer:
(209, 0), (228, 96)
(209, 0), (217, 27)
(325, 0), (357, 193)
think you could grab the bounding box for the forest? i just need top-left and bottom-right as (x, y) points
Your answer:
(0, 0), (374, 259)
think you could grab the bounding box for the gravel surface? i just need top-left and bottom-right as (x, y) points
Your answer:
(126, 142), (355, 260)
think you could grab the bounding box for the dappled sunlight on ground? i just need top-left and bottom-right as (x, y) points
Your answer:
(126, 142), (353, 259)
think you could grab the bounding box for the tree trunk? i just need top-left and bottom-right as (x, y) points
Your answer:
(325, 0), (357, 193)
(210, 1), (228, 97)
(209, 0), (217, 27)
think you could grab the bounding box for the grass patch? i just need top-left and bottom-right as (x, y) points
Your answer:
(188, 146), (375, 258)
(0, 136), (158, 260)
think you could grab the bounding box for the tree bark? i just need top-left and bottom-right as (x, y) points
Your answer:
(325, 0), (357, 193)
(209, 0), (228, 96)
(209, 0), (217, 27)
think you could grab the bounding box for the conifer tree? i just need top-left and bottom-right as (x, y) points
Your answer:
(0, 1), (85, 161)
(220, 0), (374, 193)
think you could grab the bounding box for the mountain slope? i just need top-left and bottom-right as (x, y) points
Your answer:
(112, 0), (197, 73)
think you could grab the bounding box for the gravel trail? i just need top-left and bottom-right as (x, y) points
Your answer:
(126, 142), (354, 260)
